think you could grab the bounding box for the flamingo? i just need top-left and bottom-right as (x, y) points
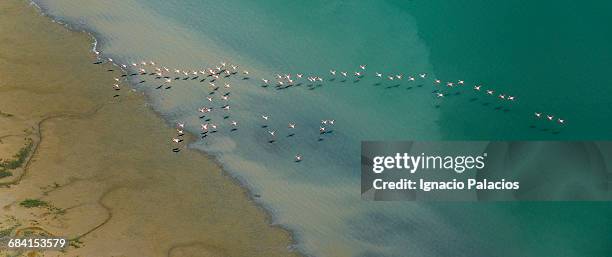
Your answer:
(359, 64), (366, 70)
(295, 154), (302, 162)
(288, 123), (296, 129)
(330, 70), (337, 76)
(231, 120), (238, 126)
(474, 85), (482, 91)
(268, 130), (276, 136)
(486, 90), (494, 95)
(262, 115), (269, 121)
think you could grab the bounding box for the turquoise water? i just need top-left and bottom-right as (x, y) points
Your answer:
(32, 0), (612, 256)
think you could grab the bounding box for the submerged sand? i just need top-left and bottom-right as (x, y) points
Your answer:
(0, 1), (301, 256)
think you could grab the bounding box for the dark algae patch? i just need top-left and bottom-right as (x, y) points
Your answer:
(19, 199), (48, 208)
(0, 138), (33, 170)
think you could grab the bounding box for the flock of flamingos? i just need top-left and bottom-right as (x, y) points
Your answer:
(100, 58), (566, 162)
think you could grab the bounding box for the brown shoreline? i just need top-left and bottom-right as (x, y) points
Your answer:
(0, 1), (303, 256)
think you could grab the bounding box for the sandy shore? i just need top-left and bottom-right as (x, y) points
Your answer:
(0, 1), (301, 256)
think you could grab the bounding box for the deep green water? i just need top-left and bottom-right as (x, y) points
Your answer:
(406, 0), (612, 139)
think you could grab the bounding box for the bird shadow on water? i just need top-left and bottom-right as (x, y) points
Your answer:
(529, 124), (562, 135)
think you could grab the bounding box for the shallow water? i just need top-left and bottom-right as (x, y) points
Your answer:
(32, 0), (612, 256)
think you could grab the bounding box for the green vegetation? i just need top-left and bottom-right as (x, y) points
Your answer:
(0, 226), (15, 238)
(0, 110), (13, 117)
(70, 238), (84, 248)
(0, 138), (33, 170)
(0, 220), (19, 238)
(0, 170), (12, 178)
(19, 199), (48, 208)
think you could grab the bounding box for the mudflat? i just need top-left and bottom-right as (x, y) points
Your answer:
(0, 1), (299, 256)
